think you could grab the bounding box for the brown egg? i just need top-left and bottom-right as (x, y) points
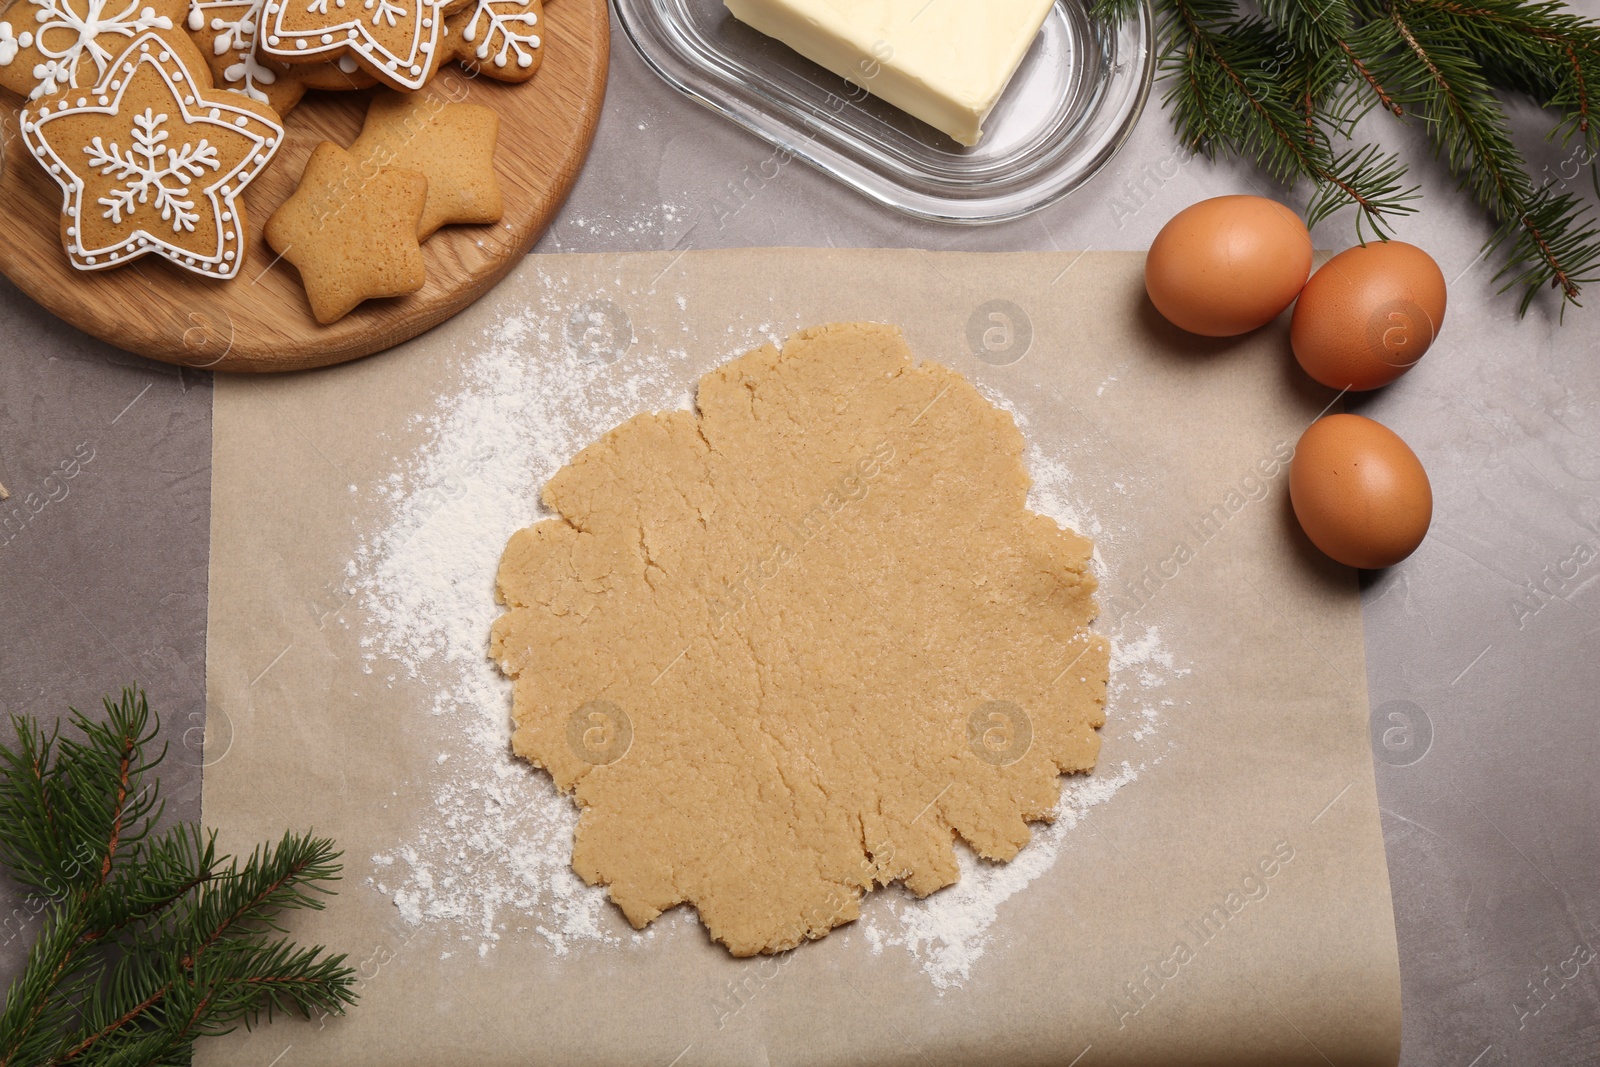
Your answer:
(1291, 241), (1447, 390)
(1145, 195), (1313, 336)
(1290, 414), (1432, 569)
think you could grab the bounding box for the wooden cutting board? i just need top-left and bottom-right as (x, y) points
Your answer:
(0, 0), (608, 372)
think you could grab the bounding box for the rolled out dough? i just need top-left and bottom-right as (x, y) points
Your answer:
(490, 322), (1109, 955)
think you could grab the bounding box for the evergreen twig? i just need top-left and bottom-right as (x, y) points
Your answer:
(0, 688), (357, 1067)
(1094, 0), (1600, 312)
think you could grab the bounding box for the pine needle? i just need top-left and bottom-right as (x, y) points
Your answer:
(1095, 0), (1600, 312)
(0, 688), (357, 1067)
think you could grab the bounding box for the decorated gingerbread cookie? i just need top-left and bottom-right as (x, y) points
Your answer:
(0, 0), (188, 99)
(184, 0), (374, 112)
(255, 0), (467, 91)
(264, 140), (427, 322)
(19, 29), (283, 277)
(349, 89), (500, 238)
(444, 0), (540, 81)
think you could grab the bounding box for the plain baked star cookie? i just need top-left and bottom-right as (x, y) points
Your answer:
(19, 29), (283, 277)
(443, 0), (540, 81)
(491, 322), (1110, 956)
(348, 88), (501, 239)
(0, 0), (187, 99)
(264, 140), (427, 323)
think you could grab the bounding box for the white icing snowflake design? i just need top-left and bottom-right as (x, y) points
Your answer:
(19, 31), (284, 277)
(186, 0), (277, 102)
(85, 107), (219, 229)
(0, 23), (26, 65)
(259, 0), (447, 90)
(0, 0), (174, 98)
(457, 0), (537, 70)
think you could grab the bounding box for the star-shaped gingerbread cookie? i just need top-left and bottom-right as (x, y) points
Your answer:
(0, 0), (188, 99)
(443, 0), (540, 81)
(184, 0), (374, 112)
(348, 88), (500, 238)
(255, 0), (462, 90)
(19, 29), (283, 277)
(264, 140), (427, 323)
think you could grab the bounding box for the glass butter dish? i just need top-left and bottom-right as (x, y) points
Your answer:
(613, 0), (1155, 224)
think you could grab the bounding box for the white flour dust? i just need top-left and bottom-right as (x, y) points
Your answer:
(354, 283), (1184, 983)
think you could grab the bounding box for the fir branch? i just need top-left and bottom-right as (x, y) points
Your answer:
(1093, 0), (1600, 311)
(0, 903), (92, 1067)
(1339, 38), (1406, 113)
(0, 714), (68, 897)
(0, 689), (358, 1067)
(1406, 0), (1600, 146)
(1159, 0), (1419, 231)
(1359, 0), (1599, 301)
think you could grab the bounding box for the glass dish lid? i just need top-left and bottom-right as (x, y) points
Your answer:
(613, 0), (1156, 225)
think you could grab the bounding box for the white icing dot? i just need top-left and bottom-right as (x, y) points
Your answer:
(345, 27), (356, 36)
(110, 252), (119, 260)
(267, 33), (279, 44)
(419, 41), (431, 52)
(224, 250), (235, 260)
(321, 32), (332, 42)
(295, 38), (307, 48)
(85, 255), (96, 263)
(138, 42), (149, 53)
(123, 61), (134, 70)
(185, 94), (194, 103)
(97, 95), (108, 104)
(255, 152), (268, 163)
(209, 108), (221, 119)
(49, 163), (59, 173)
(409, 63), (421, 74)
(66, 206), (76, 216)
(66, 226), (75, 236)
(222, 211), (232, 221)
(421, 16), (431, 25)
(234, 115), (247, 126)
(75, 96), (85, 106)
(225, 231), (235, 240)
(110, 80), (121, 90)
(265, 136), (277, 146)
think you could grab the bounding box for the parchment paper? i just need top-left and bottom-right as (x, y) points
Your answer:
(201, 249), (1401, 1067)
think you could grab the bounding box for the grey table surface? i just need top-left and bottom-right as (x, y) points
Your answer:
(2, 6), (1598, 1065)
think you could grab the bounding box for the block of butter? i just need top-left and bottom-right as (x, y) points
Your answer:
(724, 0), (1056, 146)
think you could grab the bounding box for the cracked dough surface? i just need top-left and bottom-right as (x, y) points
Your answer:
(490, 322), (1109, 956)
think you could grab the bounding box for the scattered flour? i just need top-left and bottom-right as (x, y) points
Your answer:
(353, 280), (1184, 984)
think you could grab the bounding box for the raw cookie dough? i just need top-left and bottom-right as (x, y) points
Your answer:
(491, 322), (1109, 956)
